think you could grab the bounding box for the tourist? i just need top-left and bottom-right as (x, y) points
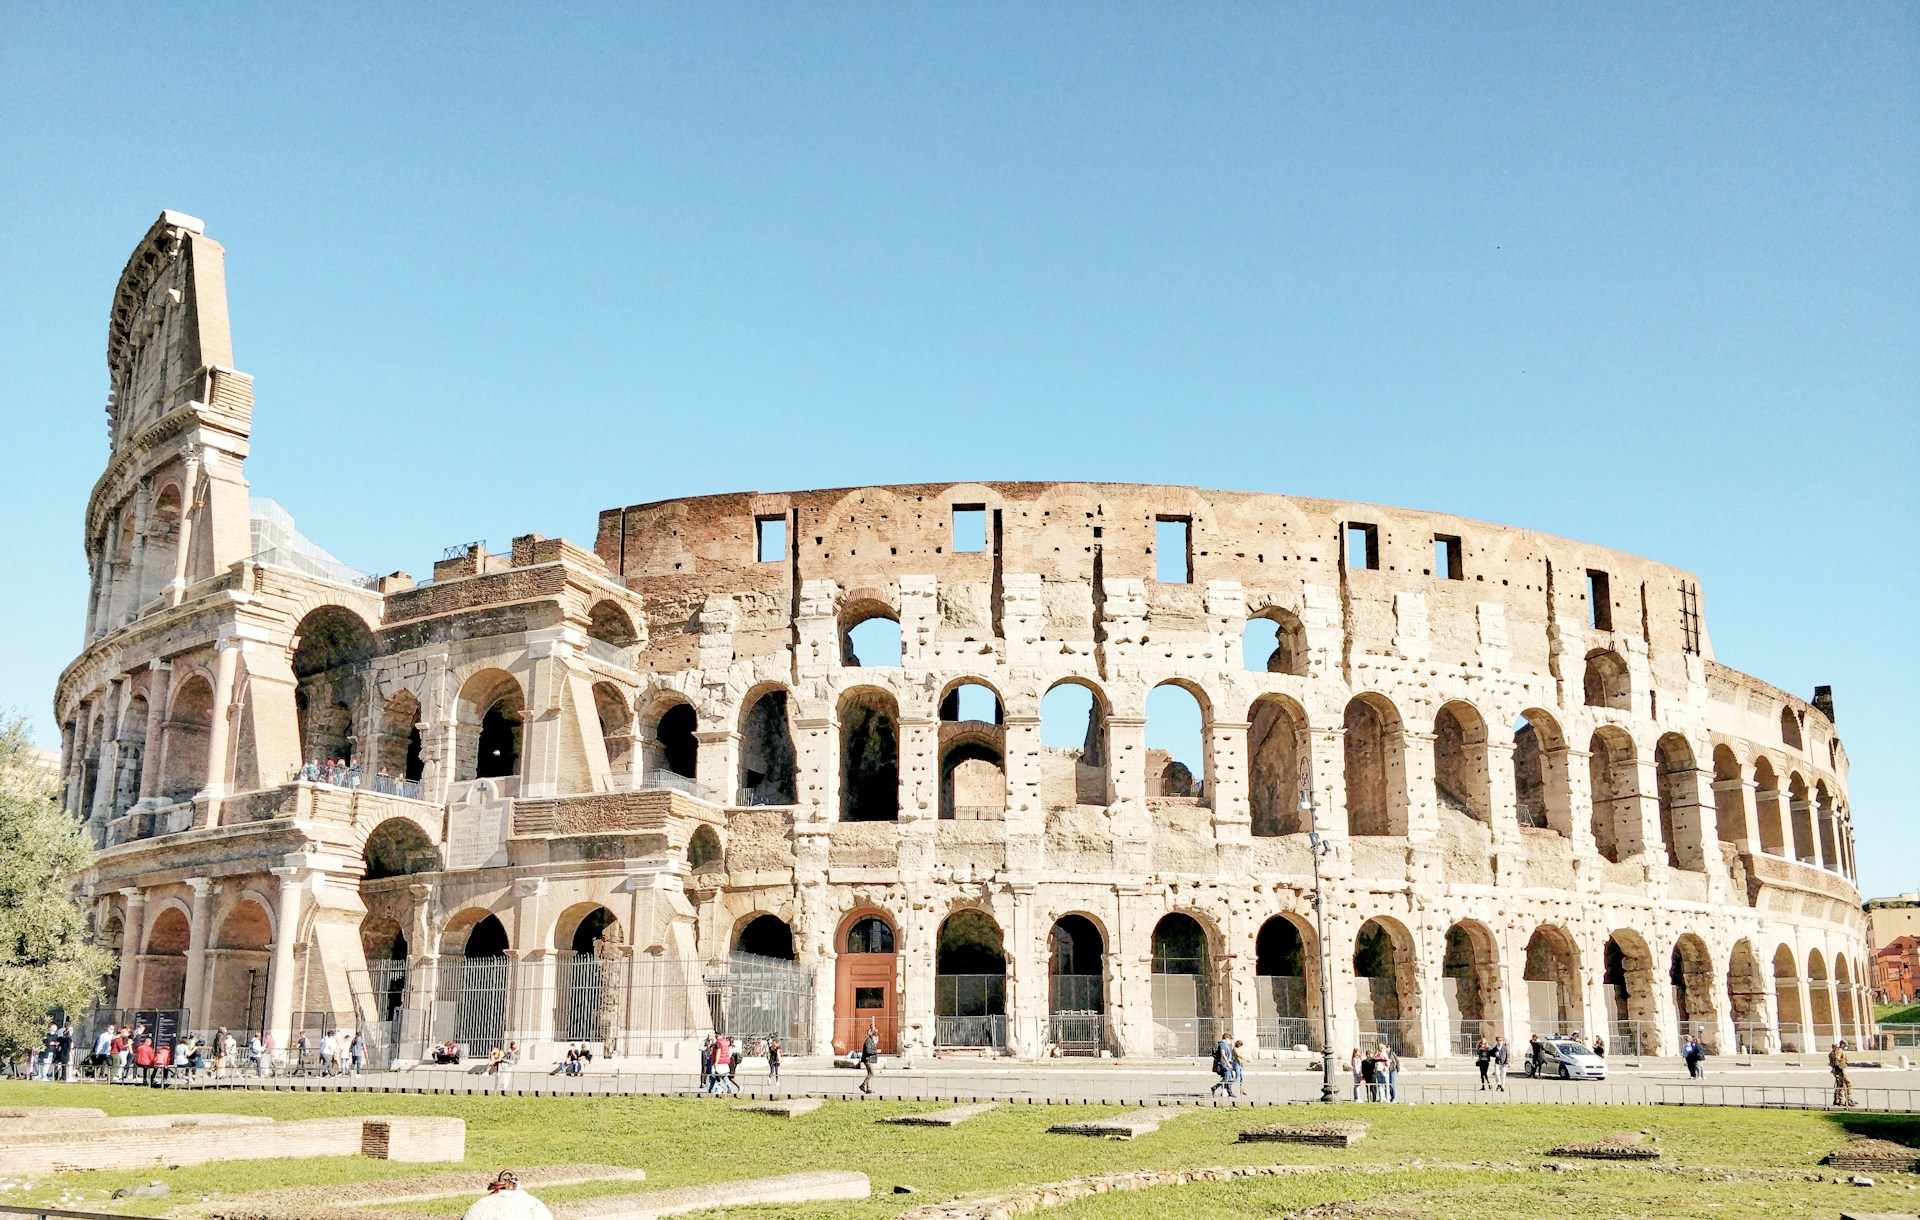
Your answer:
(1209, 1035), (1235, 1097)
(728, 1039), (742, 1081)
(1829, 1040), (1854, 1108)
(709, 1034), (736, 1095)
(349, 1030), (365, 1076)
(860, 1024), (880, 1096)
(295, 1031), (310, 1075)
(134, 1035), (156, 1086)
(462, 1171), (552, 1220)
(1382, 1043), (1400, 1102)
(766, 1036), (781, 1085)
(1681, 1037), (1700, 1079)
(261, 1031), (278, 1075)
(1230, 1039), (1247, 1094)
(1358, 1048), (1380, 1101)
(1527, 1034), (1545, 1078)
(699, 1033), (715, 1092)
(93, 1023), (117, 1078)
(485, 1045), (505, 1077)
(1491, 1037), (1509, 1091)
(1475, 1037), (1493, 1090)
(1591, 1033), (1606, 1059)
(1349, 1047), (1364, 1100)
(318, 1030), (336, 1077)
(112, 1025), (131, 1082)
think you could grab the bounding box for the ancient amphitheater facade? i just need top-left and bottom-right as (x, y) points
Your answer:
(57, 213), (1869, 1066)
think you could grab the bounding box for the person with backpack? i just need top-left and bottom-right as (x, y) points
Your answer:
(766, 1036), (782, 1086)
(1209, 1035), (1236, 1096)
(859, 1024), (880, 1095)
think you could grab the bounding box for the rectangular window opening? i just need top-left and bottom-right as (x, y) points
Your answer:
(1155, 517), (1192, 583)
(854, 987), (885, 1010)
(754, 516), (786, 563)
(1679, 581), (1702, 654)
(951, 505), (987, 553)
(1587, 569), (1613, 631)
(1346, 522), (1380, 571)
(1434, 534), (1463, 580)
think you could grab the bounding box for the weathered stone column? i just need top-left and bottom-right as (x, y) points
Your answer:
(695, 729), (739, 804)
(138, 663), (171, 801)
(1004, 885), (1042, 1057)
(124, 479), (153, 622)
(181, 877), (214, 1026)
(1207, 718), (1251, 845)
(265, 867), (305, 1047)
(199, 639), (242, 805)
(167, 446), (201, 605)
(116, 888), (146, 1011)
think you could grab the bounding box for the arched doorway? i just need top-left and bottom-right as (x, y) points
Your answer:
(1726, 939), (1770, 1053)
(839, 689), (900, 822)
(444, 913), (509, 1051)
(1772, 945), (1805, 1052)
(159, 676), (213, 804)
(1343, 696), (1405, 836)
(291, 606), (376, 766)
(458, 671), (525, 783)
(939, 683), (1006, 821)
(1835, 956), (1859, 1042)
(1521, 926), (1580, 1041)
(1255, 916), (1313, 1050)
(1433, 702), (1491, 825)
(737, 914), (796, 961)
(739, 688), (798, 806)
(138, 906), (191, 1010)
(833, 911), (898, 1054)
(1047, 915), (1105, 1055)
(378, 689), (425, 785)
(1248, 697), (1307, 836)
(1589, 728), (1639, 863)
(1671, 935), (1718, 1051)
(650, 701), (699, 781)
(935, 910), (1007, 1049)
(1807, 949), (1835, 1045)
(555, 905), (625, 1045)
(1354, 918), (1419, 1053)
(206, 900), (272, 1033)
(1604, 931), (1659, 1054)
(1513, 710), (1571, 835)
(1151, 913), (1216, 1055)
(360, 917), (409, 1026)
(1442, 921), (1502, 1053)
(1039, 680), (1109, 807)
(1655, 733), (1703, 871)
(1146, 683), (1209, 802)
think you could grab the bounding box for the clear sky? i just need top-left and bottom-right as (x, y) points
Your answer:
(2, 5), (1913, 896)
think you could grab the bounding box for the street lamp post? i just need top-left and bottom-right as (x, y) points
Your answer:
(1301, 783), (1338, 1104)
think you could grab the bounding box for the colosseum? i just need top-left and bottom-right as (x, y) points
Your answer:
(56, 211), (1870, 1069)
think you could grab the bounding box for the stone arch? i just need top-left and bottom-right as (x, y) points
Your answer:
(205, 897), (273, 1030)
(1753, 757), (1786, 856)
(1151, 911), (1220, 1055)
(1442, 919), (1503, 1052)
(638, 691), (698, 781)
(1655, 733), (1704, 871)
(1255, 914), (1317, 1050)
(138, 904), (191, 1009)
(1780, 706), (1803, 749)
(841, 597), (902, 667)
(735, 913), (796, 960)
(1433, 701), (1491, 825)
(1513, 709), (1571, 835)
(1834, 955), (1859, 1041)
(1787, 772), (1814, 864)
(1726, 938), (1770, 1053)
(1353, 916), (1421, 1053)
(1583, 649), (1631, 711)
(592, 681), (635, 778)
(834, 906), (899, 1054)
(291, 605), (378, 765)
(1772, 943), (1805, 1051)
(145, 482), (184, 605)
(939, 681), (1006, 821)
(738, 685), (797, 806)
(440, 909), (510, 1049)
(1815, 781), (1838, 872)
(1521, 924), (1582, 1039)
(377, 688), (425, 783)
(456, 669), (525, 782)
(158, 673), (214, 803)
(839, 686), (899, 822)
(1588, 726), (1640, 863)
(935, 908), (1008, 1049)
(1243, 607), (1307, 676)
(1806, 947), (1835, 1044)
(1248, 694), (1308, 836)
(553, 903), (625, 1043)
(1604, 929), (1661, 1054)
(1711, 745), (1743, 850)
(1344, 694), (1405, 836)
(1670, 933), (1719, 1051)
(1040, 678), (1109, 807)
(361, 817), (441, 879)
(1147, 681), (1211, 802)
(688, 825), (722, 871)
(586, 600), (639, 649)
(112, 690), (148, 813)
(1047, 914), (1108, 1053)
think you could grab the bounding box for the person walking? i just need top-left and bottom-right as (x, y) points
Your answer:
(1829, 1040), (1854, 1108)
(1492, 1037), (1509, 1091)
(766, 1036), (781, 1086)
(709, 1035), (735, 1095)
(699, 1034), (715, 1093)
(1229, 1039), (1247, 1095)
(1209, 1035), (1235, 1097)
(1681, 1037), (1700, 1079)
(859, 1024), (880, 1095)
(349, 1030), (365, 1077)
(1527, 1034), (1545, 1078)
(1475, 1038), (1493, 1090)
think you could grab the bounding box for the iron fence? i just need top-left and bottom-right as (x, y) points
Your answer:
(1046, 1012), (1107, 1055)
(934, 1015), (1008, 1049)
(1874, 1022), (1920, 1050)
(935, 975), (1007, 1048)
(1151, 1014), (1227, 1057)
(1258, 1016), (1318, 1052)
(1356, 1018), (1416, 1055)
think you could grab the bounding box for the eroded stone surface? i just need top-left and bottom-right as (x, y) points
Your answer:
(880, 1103), (1000, 1127)
(731, 1098), (825, 1118)
(1547, 1131), (1661, 1161)
(1047, 1107), (1184, 1140)
(1238, 1120), (1367, 1147)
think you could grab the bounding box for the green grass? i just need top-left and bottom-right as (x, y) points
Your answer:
(1877, 1002), (1920, 1024)
(0, 1082), (1914, 1220)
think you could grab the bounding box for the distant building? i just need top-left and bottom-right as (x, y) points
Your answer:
(3, 742), (62, 798)
(1866, 895), (1920, 1005)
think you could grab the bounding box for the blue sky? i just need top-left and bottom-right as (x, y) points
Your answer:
(2, 5), (1913, 896)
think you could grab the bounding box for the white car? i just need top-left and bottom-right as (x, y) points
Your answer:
(1528, 1038), (1608, 1080)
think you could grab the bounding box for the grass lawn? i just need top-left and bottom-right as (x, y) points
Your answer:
(1877, 1002), (1920, 1024)
(0, 1082), (1915, 1219)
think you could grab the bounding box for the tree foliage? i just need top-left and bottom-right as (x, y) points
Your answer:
(0, 712), (112, 1061)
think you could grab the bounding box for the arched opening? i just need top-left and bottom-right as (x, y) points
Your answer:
(361, 818), (440, 880)
(1343, 696), (1404, 836)
(738, 688), (797, 806)
(1787, 774), (1815, 865)
(939, 682), (1006, 821)
(159, 675), (214, 803)
(586, 600), (639, 651)
(736, 914), (796, 961)
(359, 917), (409, 1023)
(1583, 649), (1631, 711)
(688, 825), (722, 871)
(1433, 701), (1490, 825)
(206, 900), (273, 1032)
(1047, 915), (1106, 1055)
(1604, 931), (1659, 1054)
(1772, 944), (1805, 1052)
(1513, 711), (1571, 836)
(444, 912), (510, 1050)
(1780, 706), (1802, 749)
(145, 484), (183, 606)
(1815, 782), (1838, 872)
(377, 689), (425, 784)
(1588, 727), (1640, 864)
(1711, 746), (1742, 851)
(649, 700), (699, 781)
(555, 905), (625, 1044)
(833, 910), (898, 1054)
(1727, 939), (1770, 1053)
(1671, 934), (1718, 1051)
(1353, 918), (1419, 1053)
(98, 914), (124, 1009)
(593, 682), (635, 779)
(112, 693), (148, 814)
(1442, 921), (1502, 1053)
(1753, 758), (1785, 856)
(138, 906), (191, 1010)
(1806, 948), (1835, 1045)
(935, 909), (1007, 1049)
(1248, 696), (1307, 836)
(1255, 916), (1315, 1050)
(1521, 926), (1580, 1040)
(292, 607), (377, 766)
(458, 670), (525, 783)
(1835, 956), (1858, 1042)
(1147, 683), (1208, 802)
(839, 688), (899, 822)
(842, 606), (902, 667)
(1151, 913), (1216, 1055)
(1655, 733), (1703, 871)
(1039, 680), (1108, 807)
(1242, 608), (1307, 676)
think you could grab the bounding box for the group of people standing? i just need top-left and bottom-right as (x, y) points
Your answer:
(1350, 1043), (1401, 1101)
(1472, 1036), (1511, 1090)
(699, 1033), (784, 1094)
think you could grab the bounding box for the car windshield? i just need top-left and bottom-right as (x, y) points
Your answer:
(1548, 1041), (1593, 1057)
